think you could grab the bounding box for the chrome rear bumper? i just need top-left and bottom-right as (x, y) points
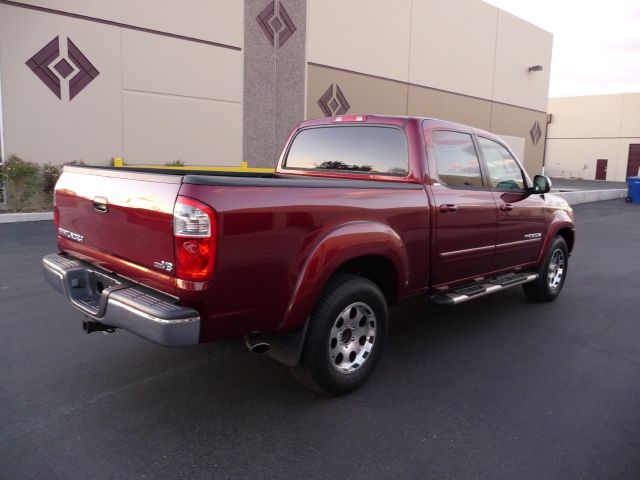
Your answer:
(42, 253), (200, 346)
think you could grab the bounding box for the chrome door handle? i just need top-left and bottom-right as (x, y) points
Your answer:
(500, 203), (514, 211)
(439, 204), (458, 213)
(93, 196), (108, 213)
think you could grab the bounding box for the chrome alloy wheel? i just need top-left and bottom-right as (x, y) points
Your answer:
(547, 248), (566, 290)
(328, 302), (377, 374)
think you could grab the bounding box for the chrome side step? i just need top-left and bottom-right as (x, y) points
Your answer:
(430, 272), (538, 306)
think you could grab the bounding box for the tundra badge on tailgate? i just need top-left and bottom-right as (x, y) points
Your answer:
(58, 227), (84, 243)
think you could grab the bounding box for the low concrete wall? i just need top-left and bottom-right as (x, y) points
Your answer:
(0, 212), (53, 223)
(551, 189), (627, 205)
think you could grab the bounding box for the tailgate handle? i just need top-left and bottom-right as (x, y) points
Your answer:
(93, 196), (109, 213)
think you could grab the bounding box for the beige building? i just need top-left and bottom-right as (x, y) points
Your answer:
(0, 0), (552, 179)
(546, 93), (640, 182)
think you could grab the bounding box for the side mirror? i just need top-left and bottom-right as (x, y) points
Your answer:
(531, 175), (552, 194)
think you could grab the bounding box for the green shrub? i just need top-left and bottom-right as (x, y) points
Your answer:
(42, 160), (85, 195)
(42, 163), (62, 194)
(0, 155), (42, 211)
(165, 159), (184, 167)
(0, 157), (88, 211)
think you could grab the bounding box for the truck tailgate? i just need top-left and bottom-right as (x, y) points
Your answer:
(55, 166), (181, 292)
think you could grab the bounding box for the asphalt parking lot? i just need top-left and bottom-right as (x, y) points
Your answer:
(1, 199), (640, 479)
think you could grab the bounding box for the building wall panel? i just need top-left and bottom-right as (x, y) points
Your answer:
(0, 4), (122, 164)
(544, 138), (640, 182)
(122, 91), (241, 166)
(490, 103), (546, 175)
(492, 10), (552, 113)
(122, 29), (242, 102)
(548, 95), (623, 139)
(307, 64), (408, 119)
(409, 0), (498, 100)
(307, 0), (412, 82)
(407, 85), (492, 131)
(14, 0), (243, 47)
(620, 94), (640, 138)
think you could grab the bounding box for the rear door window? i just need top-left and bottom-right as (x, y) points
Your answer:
(432, 130), (484, 188)
(284, 125), (408, 176)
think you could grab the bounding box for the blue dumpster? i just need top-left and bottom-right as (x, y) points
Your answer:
(628, 176), (640, 203)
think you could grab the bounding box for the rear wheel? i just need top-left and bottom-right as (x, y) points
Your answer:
(292, 274), (388, 396)
(523, 236), (569, 302)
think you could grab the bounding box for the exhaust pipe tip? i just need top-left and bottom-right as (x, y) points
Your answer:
(251, 342), (271, 355)
(244, 334), (271, 355)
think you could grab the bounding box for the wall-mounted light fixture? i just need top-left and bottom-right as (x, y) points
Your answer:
(528, 65), (544, 72)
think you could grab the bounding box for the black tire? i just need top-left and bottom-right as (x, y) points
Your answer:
(523, 236), (569, 302)
(291, 274), (388, 396)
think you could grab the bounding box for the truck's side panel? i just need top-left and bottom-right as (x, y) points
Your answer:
(492, 191), (545, 270)
(176, 182), (430, 341)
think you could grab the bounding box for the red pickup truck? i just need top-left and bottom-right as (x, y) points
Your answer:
(43, 115), (575, 395)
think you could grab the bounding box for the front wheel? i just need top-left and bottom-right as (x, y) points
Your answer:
(523, 236), (569, 302)
(292, 274), (389, 396)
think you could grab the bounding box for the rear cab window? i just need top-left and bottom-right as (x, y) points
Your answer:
(431, 130), (484, 188)
(283, 125), (408, 176)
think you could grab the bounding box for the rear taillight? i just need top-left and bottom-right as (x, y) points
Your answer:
(53, 205), (59, 229)
(173, 196), (216, 281)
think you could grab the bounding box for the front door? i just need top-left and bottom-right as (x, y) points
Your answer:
(627, 145), (640, 178)
(428, 129), (497, 286)
(595, 159), (608, 180)
(476, 136), (545, 270)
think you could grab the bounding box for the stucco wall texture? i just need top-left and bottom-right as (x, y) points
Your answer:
(243, 0), (306, 167)
(0, 0), (552, 174)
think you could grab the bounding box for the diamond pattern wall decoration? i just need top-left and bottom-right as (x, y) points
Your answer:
(67, 38), (100, 100)
(530, 120), (542, 145)
(256, 0), (297, 48)
(26, 36), (62, 99)
(318, 84), (350, 117)
(53, 58), (74, 79)
(26, 36), (99, 101)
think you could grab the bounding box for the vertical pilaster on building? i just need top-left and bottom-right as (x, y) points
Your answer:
(243, 0), (307, 168)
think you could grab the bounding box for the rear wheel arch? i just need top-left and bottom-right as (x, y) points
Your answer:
(281, 222), (408, 332)
(332, 254), (399, 305)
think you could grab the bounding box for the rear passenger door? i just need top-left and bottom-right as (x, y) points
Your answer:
(476, 136), (545, 270)
(428, 129), (497, 286)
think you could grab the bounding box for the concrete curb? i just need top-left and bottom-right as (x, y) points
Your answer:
(0, 212), (54, 224)
(551, 189), (627, 205)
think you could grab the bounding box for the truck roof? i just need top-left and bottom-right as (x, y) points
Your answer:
(297, 114), (503, 143)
